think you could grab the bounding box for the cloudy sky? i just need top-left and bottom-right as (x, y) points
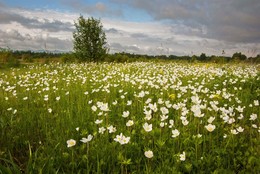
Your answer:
(0, 0), (259, 56)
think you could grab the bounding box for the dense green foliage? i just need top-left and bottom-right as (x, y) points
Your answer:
(0, 62), (259, 173)
(73, 16), (108, 62)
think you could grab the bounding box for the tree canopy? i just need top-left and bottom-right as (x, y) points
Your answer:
(73, 16), (108, 62)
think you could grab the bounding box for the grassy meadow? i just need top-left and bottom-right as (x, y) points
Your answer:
(0, 62), (259, 173)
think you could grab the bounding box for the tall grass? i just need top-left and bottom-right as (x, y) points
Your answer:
(0, 62), (259, 173)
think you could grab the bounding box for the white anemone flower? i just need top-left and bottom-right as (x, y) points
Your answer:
(95, 119), (103, 124)
(144, 150), (154, 158)
(207, 116), (215, 124)
(249, 114), (257, 121)
(67, 139), (76, 148)
(180, 151), (186, 161)
(205, 124), (216, 132)
(143, 122), (152, 132)
(80, 134), (93, 143)
(172, 129), (180, 138)
(126, 120), (134, 127)
(122, 111), (130, 118)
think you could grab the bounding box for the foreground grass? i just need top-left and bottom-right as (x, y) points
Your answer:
(0, 62), (259, 173)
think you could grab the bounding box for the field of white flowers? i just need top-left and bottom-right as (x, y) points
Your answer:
(0, 62), (259, 173)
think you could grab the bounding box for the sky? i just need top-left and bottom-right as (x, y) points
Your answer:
(0, 0), (259, 57)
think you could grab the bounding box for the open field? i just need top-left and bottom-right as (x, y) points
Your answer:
(0, 62), (259, 173)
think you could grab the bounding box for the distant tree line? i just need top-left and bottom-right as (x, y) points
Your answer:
(0, 47), (259, 67)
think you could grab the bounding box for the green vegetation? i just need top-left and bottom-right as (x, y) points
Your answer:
(0, 62), (259, 173)
(1, 47), (260, 67)
(73, 16), (108, 62)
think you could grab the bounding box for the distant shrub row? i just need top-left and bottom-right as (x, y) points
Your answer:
(0, 47), (260, 68)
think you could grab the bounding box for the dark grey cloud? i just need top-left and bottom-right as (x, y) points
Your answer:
(0, 29), (73, 51)
(130, 33), (149, 39)
(110, 42), (140, 53)
(111, 0), (260, 43)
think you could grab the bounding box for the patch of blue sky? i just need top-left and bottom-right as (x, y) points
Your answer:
(122, 6), (153, 22)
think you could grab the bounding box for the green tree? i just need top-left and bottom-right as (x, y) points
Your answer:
(73, 15), (108, 62)
(198, 53), (207, 61)
(231, 52), (247, 61)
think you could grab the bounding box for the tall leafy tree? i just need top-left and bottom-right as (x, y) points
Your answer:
(73, 15), (108, 62)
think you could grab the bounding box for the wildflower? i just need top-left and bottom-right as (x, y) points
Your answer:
(205, 124), (216, 132)
(160, 122), (165, 127)
(95, 119), (103, 124)
(197, 134), (202, 138)
(160, 107), (169, 115)
(114, 133), (123, 142)
(144, 115), (152, 120)
(100, 103), (109, 112)
(169, 119), (174, 128)
(207, 116), (215, 124)
(160, 115), (168, 121)
(249, 114), (257, 121)
(91, 105), (97, 112)
(191, 95), (201, 104)
(227, 118), (235, 124)
(231, 129), (238, 135)
(48, 108), (52, 113)
(23, 97), (28, 100)
(114, 133), (130, 145)
(121, 136), (130, 144)
(235, 106), (244, 113)
(165, 101), (172, 108)
(144, 150), (153, 158)
(182, 119), (189, 126)
(67, 139), (76, 148)
(107, 125), (117, 133)
(158, 98), (164, 104)
(127, 100), (132, 105)
(149, 103), (158, 112)
(138, 91), (145, 98)
(143, 122), (152, 132)
(236, 126), (244, 133)
(76, 127), (79, 131)
(180, 151), (186, 161)
(172, 129), (180, 138)
(145, 98), (152, 104)
(98, 127), (106, 134)
(122, 111), (130, 118)
(238, 114), (244, 120)
(254, 100), (259, 106)
(44, 95), (49, 101)
(112, 100), (118, 105)
(126, 120), (134, 127)
(80, 134), (93, 143)
(191, 105), (204, 118)
(56, 96), (60, 101)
